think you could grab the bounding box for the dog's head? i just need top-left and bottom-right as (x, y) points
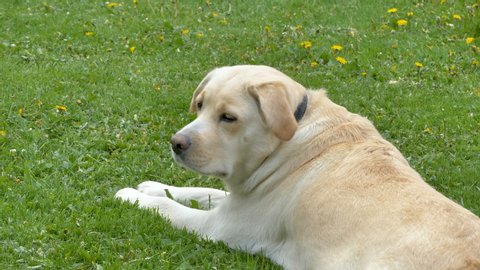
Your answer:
(171, 65), (307, 186)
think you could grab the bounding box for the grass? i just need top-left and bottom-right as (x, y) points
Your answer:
(1, 0), (479, 268)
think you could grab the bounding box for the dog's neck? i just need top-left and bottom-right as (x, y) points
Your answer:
(294, 95), (308, 122)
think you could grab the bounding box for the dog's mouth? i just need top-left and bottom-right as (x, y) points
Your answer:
(171, 149), (228, 178)
(171, 148), (188, 166)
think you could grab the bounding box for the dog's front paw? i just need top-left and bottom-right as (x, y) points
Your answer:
(116, 187), (175, 212)
(137, 181), (174, 197)
(115, 187), (143, 204)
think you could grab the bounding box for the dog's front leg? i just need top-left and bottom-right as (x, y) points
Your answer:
(137, 181), (228, 209)
(115, 188), (214, 236)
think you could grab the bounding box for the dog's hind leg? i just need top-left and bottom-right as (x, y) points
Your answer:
(136, 181), (228, 209)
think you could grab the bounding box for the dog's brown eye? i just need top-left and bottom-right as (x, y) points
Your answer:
(197, 101), (203, 110)
(220, 113), (237, 123)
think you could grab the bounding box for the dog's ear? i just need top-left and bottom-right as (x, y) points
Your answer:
(189, 72), (213, 113)
(248, 82), (299, 141)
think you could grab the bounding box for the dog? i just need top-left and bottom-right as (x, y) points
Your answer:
(116, 65), (480, 270)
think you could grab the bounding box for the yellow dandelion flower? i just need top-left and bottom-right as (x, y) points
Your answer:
(407, 11), (414, 17)
(473, 59), (479, 66)
(449, 65), (457, 75)
(453, 14), (461, 20)
(196, 33), (204, 38)
(211, 12), (219, 17)
(106, 2), (122, 8)
(264, 25), (271, 33)
(129, 46), (136, 53)
(466, 37), (475, 44)
(181, 28), (190, 35)
(387, 8), (398, 14)
(0, 130), (6, 137)
(310, 61), (318, 68)
(361, 72), (367, 76)
(423, 127), (432, 134)
(440, 0), (447, 3)
(397, 19), (408, 26)
(157, 35), (164, 42)
(84, 31), (94, 37)
(18, 107), (24, 117)
(55, 105), (67, 112)
(336, 56), (347, 65)
(219, 18), (228, 25)
(300, 41), (312, 49)
(415, 62), (423, 68)
(133, 0), (138, 6)
(331, 44), (343, 51)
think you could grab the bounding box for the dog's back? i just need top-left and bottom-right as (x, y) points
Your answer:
(290, 90), (480, 269)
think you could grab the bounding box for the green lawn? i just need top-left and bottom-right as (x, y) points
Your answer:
(1, 0), (479, 269)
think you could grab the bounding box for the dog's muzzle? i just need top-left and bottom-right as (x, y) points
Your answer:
(170, 133), (191, 155)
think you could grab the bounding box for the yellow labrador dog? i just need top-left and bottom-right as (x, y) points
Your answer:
(116, 65), (480, 270)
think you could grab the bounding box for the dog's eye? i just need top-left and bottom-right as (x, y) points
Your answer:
(197, 101), (203, 110)
(220, 113), (237, 123)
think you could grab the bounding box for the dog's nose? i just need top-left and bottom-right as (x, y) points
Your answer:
(170, 133), (191, 154)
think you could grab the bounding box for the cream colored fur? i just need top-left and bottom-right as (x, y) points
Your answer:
(116, 65), (480, 270)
